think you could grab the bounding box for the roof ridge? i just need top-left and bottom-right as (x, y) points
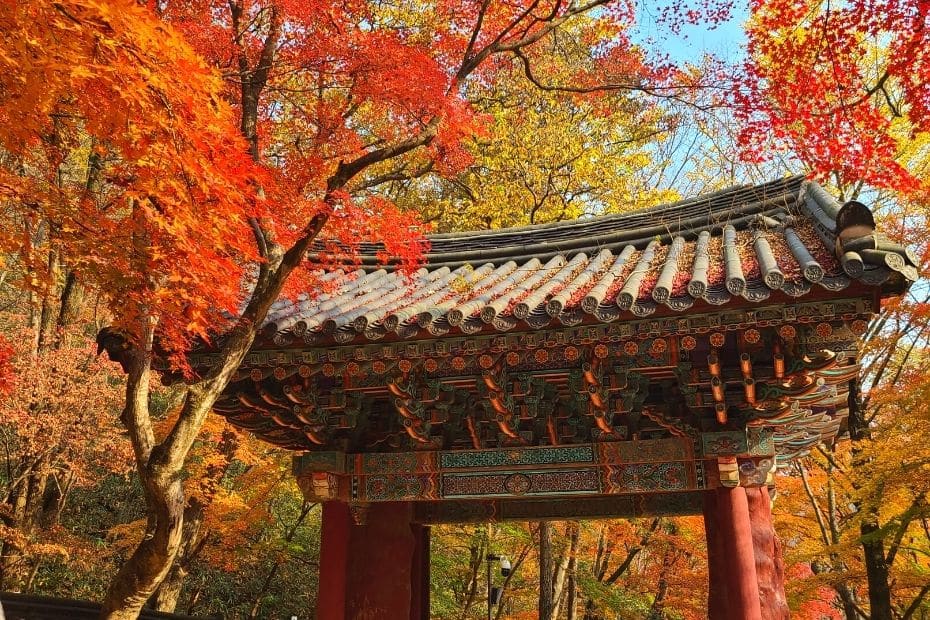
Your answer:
(328, 175), (808, 268)
(425, 174), (805, 241)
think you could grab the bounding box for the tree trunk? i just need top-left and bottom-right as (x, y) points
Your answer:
(646, 550), (672, 620)
(21, 456), (50, 534)
(539, 521), (555, 620)
(128, 10), (284, 609)
(240, 87), (261, 161)
(860, 519), (893, 620)
(838, 582), (864, 620)
(459, 538), (485, 620)
(39, 470), (74, 529)
(37, 249), (61, 352)
(148, 563), (186, 613)
(848, 379), (894, 620)
(148, 428), (238, 612)
(566, 523), (579, 620)
(99, 463), (185, 619)
(583, 598), (602, 620)
(28, 291), (41, 359)
(99, 313), (233, 619)
(55, 269), (85, 337)
(549, 543), (570, 619)
(185, 578), (204, 616)
(147, 504), (205, 613)
(100, 375), (235, 619)
(550, 522), (575, 619)
(97, 187), (323, 618)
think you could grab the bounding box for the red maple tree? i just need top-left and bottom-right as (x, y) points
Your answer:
(736, 0), (930, 193)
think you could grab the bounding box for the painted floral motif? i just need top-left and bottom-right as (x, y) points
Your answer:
(504, 473), (531, 495)
(681, 335), (697, 351)
(365, 474), (428, 501)
(743, 328), (761, 344)
(611, 462), (688, 492)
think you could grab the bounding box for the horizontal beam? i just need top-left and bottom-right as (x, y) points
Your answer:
(412, 492), (706, 523)
(294, 436), (780, 503)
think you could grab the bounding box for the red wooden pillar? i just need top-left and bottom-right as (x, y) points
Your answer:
(702, 491), (729, 618)
(318, 502), (351, 620)
(317, 502), (429, 620)
(746, 487), (789, 620)
(715, 486), (763, 620)
(409, 523), (431, 620)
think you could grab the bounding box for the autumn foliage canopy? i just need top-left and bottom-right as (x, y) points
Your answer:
(737, 0), (930, 192)
(0, 0), (929, 617)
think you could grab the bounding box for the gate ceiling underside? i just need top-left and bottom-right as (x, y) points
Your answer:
(202, 176), (915, 511)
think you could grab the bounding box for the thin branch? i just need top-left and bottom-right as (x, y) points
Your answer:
(901, 584), (930, 620)
(603, 517), (661, 585)
(798, 460), (832, 547)
(886, 493), (926, 568)
(327, 119), (440, 192)
(352, 161), (434, 192)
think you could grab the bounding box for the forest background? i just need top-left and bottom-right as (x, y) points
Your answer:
(0, 0), (929, 618)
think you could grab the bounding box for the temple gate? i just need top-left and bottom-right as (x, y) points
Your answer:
(201, 176), (915, 619)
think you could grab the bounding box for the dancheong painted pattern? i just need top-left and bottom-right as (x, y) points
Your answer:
(203, 176), (914, 511)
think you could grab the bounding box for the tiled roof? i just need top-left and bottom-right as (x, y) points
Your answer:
(262, 177), (916, 347)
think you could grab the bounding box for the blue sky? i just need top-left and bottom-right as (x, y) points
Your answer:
(631, 1), (750, 65)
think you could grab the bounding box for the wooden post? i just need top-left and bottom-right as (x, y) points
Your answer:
(317, 502), (351, 620)
(702, 491), (729, 618)
(409, 523), (431, 620)
(716, 486), (763, 620)
(747, 487), (789, 620)
(317, 502), (425, 620)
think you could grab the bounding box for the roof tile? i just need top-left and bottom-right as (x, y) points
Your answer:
(258, 178), (915, 347)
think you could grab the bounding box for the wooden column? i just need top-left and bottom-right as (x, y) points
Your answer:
(318, 502), (351, 620)
(317, 502), (427, 620)
(716, 486), (763, 620)
(747, 487), (789, 620)
(702, 491), (729, 618)
(409, 523), (431, 620)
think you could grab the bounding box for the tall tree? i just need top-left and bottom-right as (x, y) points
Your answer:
(738, 0), (930, 194)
